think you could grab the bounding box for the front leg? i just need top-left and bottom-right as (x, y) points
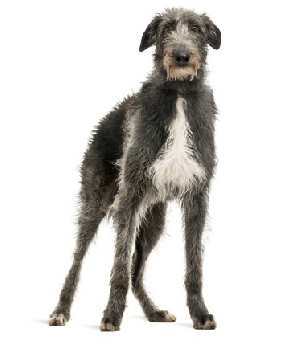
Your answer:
(100, 188), (143, 331)
(182, 190), (216, 330)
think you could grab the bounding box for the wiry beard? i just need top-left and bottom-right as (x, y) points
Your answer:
(163, 54), (201, 81)
(166, 65), (199, 81)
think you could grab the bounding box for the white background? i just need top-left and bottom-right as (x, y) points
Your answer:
(0, 0), (300, 342)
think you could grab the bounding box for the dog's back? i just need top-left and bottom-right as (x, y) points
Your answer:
(79, 95), (137, 210)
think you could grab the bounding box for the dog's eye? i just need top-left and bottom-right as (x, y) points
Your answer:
(190, 24), (201, 34)
(162, 20), (177, 35)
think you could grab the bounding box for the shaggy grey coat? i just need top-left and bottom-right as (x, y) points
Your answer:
(49, 8), (221, 331)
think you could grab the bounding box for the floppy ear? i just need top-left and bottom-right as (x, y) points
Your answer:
(139, 15), (162, 52)
(201, 16), (221, 49)
(207, 23), (221, 49)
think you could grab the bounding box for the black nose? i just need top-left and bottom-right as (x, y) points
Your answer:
(174, 49), (190, 66)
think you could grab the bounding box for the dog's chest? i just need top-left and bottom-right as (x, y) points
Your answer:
(149, 97), (206, 195)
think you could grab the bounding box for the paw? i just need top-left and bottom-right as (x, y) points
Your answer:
(100, 319), (120, 332)
(49, 313), (67, 326)
(193, 314), (216, 330)
(148, 310), (176, 322)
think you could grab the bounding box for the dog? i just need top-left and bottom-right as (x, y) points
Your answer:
(49, 7), (221, 331)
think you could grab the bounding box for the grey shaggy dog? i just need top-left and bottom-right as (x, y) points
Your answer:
(49, 8), (221, 331)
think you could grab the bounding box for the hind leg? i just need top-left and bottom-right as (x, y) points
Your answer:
(49, 214), (103, 325)
(49, 173), (117, 326)
(131, 202), (176, 322)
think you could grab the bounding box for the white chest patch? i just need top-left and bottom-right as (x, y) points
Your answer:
(149, 97), (206, 197)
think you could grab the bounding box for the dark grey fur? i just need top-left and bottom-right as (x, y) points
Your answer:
(49, 8), (221, 331)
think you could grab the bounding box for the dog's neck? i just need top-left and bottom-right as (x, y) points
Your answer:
(150, 65), (206, 96)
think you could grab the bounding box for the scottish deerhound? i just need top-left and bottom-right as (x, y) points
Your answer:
(49, 8), (221, 331)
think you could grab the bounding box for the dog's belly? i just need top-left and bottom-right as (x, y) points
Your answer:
(149, 97), (206, 198)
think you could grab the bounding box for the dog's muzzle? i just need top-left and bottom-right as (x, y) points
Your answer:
(173, 47), (190, 67)
(163, 48), (201, 81)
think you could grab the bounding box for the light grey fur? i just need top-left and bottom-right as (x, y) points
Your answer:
(149, 97), (206, 198)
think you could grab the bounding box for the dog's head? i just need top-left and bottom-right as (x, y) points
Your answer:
(139, 8), (221, 81)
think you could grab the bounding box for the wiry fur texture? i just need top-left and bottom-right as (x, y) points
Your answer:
(149, 97), (206, 198)
(49, 7), (221, 331)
